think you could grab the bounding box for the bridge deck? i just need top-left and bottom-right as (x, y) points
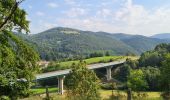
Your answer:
(36, 60), (126, 80)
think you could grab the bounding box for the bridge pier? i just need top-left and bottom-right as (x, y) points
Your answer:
(106, 66), (112, 81)
(58, 75), (65, 95)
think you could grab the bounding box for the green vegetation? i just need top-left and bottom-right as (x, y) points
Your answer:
(127, 69), (148, 91)
(141, 67), (160, 91)
(22, 90), (162, 100)
(17, 27), (170, 61)
(160, 54), (170, 99)
(0, 0), (39, 99)
(65, 61), (100, 100)
(17, 28), (139, 61)
(31, 87), (58, 95)
(113, 43), (170, 99)
(42, 56), (124, 72)
(2, 0), (170, 100)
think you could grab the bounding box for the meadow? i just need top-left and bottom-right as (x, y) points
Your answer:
(22, 88), (162, 100)
(42, 56), (138, 72)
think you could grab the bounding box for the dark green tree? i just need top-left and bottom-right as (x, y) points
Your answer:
(105, 51), (110, 56)
(0, 0), (39, 99)
(139, 51), (163, 67)
(65, 61), (100, 100)
(114, 64), (131, 82)
(141, 67), (160, 91)
(160, 54), (170, 99)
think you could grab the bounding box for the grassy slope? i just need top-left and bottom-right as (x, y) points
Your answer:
(42, 56), (136, 72)
(31, 87), (58, 95)
(24, 89), (162, 100)
(60, 56), (124, 68)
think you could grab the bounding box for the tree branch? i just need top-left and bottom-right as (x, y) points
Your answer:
(0, 0), (25, 31)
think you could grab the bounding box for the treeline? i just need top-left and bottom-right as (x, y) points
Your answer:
(41, 51), (111, 62)
(114, 43), (170, 93)
(89, 51), (110, 58)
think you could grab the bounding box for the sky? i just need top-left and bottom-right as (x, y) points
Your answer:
(20, 0), (170, 36)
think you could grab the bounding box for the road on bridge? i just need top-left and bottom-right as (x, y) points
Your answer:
(36, 59), (126, 80)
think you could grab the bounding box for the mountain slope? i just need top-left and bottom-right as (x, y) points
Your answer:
(17, 27), (170, 60)
(111, 33), (170, 54)
(94, 33), (168, 54)
(151, 33), (170, 39)
(19, 27), (137, 60)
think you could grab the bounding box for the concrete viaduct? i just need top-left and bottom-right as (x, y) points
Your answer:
(36, 59), (126, 95)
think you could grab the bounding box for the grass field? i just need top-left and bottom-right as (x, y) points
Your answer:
(59, 56), (124, 68)
(43, 56), (138, 72)
(100, 90), (162, 100)
(31, 87), (58, 95)
(23, 89), (162, 100)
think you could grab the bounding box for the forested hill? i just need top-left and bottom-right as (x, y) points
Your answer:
(151, 33), (170, 39)
(17, 27), (170, 61)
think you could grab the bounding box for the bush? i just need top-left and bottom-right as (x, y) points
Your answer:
(132, 92), (148, 99)
(0, 96), (10, 100)
(42, 63), (63, 72)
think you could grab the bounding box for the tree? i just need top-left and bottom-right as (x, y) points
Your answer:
(141, 67), (160, 91)
(114, 64), (131, 82)
(105, 51), (110, 56)
(0, 0), (39, 99)
(65, 61), (100, 100)
(127, 69), (148, 91)
(139, 51), (163, 67)
(160, 54), (170, 99)
(89, 52), (103, 58)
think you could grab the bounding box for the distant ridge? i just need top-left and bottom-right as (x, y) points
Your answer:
(151, 33), (170, 39)
(17, 27), (170, 60)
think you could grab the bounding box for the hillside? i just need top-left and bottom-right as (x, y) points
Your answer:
(17, 27), (170, 61)
(18, 27), (137, 60)
(151, 33), (170, 39)
(96, 33), (168, 54)
(113, 34), (165, 53)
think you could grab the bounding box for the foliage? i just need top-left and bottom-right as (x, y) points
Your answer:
(126, 58), (139, 69)
(65, 61), (100, 100)
(89, 52), (104, 58)
(125, 43), (170, 92)
(127, 69), (148, 91)
(17, 27), (143, 61)
(42, 56), (124, 73)
(114, 64), (131, 82)
(105, 51), (110, 56)
(0, 0), (39, 99)
(141, 67), (160, 91)
(139, 43), (170, 68)
(160, 54), (170, 93)
(139, 51), (163, 67)
(0, 0), (29, 32)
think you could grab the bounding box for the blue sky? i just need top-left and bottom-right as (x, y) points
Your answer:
(20, 0), (170, 36)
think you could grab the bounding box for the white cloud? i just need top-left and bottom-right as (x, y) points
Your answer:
(58, 0), (170, 36)
(57, 18), (119, 33)
(64, 0), (76, 5)
(97, 9), (112, 18)
(47, 2), (58, 8)
(112, 0), (170, 36)
(64, 7), (87, 17)
(30, 0), (170, 36)
(36, 11), (45, 16)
